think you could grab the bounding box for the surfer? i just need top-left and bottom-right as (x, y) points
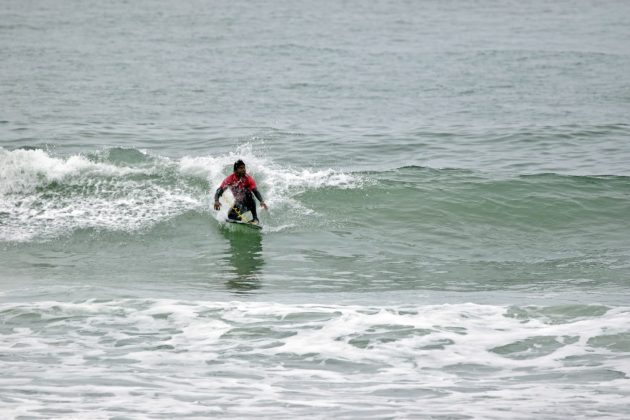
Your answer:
(213, 159), (268, 224)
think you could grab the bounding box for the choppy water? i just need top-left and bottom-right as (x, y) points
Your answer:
(2, 0), (630, 418)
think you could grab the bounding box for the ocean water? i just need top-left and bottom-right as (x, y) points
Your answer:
(2, 0), (630, 418)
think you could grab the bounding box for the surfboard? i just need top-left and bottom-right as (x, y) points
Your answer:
(225, 219), (263, 230)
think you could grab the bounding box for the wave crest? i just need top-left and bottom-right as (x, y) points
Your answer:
(0, 146), (364, 241)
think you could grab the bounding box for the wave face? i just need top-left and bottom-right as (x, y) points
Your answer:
(365, 166), (630, 249)
(3, 147), (628, 243)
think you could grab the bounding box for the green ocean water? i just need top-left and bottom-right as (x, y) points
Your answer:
(1, 0), (630, 418)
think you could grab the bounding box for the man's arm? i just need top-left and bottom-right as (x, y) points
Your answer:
(213, 187), (225, 210)
(252, 188), (268, 210)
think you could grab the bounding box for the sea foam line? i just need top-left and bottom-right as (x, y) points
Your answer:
(1, 300), (629, 418)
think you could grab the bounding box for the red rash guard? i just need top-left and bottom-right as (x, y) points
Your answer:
(219, 173), (257, 202)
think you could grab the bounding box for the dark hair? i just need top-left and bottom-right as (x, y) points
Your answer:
(233, 159), (245, 171)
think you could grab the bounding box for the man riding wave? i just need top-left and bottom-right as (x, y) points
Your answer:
(213, 159), (268, 224)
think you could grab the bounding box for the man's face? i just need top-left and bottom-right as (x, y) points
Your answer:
(235, 165), (246, 177)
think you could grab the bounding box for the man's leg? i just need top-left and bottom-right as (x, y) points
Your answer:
(227, 205), (240, 220)
(244, 192), (258, 221)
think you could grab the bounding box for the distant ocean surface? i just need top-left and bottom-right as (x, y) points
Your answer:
(2, 0), (630, 418)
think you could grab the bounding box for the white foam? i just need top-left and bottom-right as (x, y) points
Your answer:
(0, 148), (148, 195)
(1, 299), (629, 418)
(180, 143), (363, 198)
(0, 148), (201, 241)
(180, 143), (364, 227)
(1, 146), (365, 240)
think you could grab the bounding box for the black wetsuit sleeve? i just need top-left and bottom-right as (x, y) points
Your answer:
(252, 188), (264, 202)
(214, 187), (225, 202)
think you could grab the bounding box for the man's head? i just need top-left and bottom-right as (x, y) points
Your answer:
(233, 159), (246, 177)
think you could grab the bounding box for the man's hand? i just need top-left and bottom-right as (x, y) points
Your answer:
(213, 201), (221, 211)
(261, 201), (269, 210)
